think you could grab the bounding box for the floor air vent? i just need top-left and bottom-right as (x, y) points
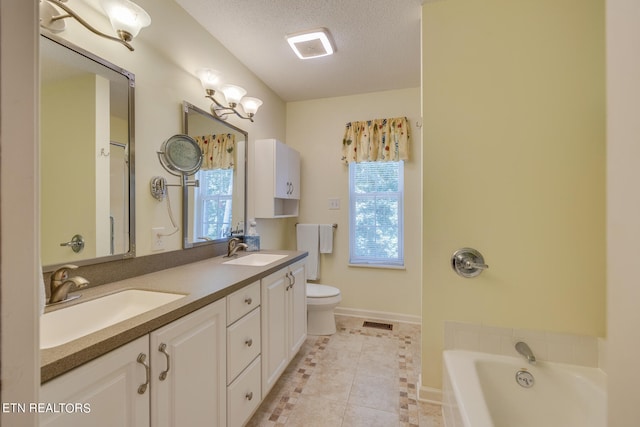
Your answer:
(363, 321), (393, 331)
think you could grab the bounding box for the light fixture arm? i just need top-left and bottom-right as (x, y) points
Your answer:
(205, 90), (255, 122)
(41, 0), (135, 51)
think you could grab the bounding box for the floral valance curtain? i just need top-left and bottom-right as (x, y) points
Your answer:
(341, 117), (410, 164)
(194, 133), (236, 170)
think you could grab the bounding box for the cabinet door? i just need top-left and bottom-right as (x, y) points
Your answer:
(261, 270), (288, 396)
(288, 261), (307, 356)
(150, 299), (226, 427)
(288, 147), (301, 200)
(40, 336), (150, 427)
(274, 140), (291, 199)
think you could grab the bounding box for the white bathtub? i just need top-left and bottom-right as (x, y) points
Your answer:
(442, 350), (606, 427)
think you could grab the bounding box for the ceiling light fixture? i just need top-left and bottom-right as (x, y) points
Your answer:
(196, 69), (263, 122)
(39, 0), (151, 51)
(286, 27), (335, 60)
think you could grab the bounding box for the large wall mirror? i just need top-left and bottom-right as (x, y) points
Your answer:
(182, 102), (247, 248)
(40, 33), (135, 270)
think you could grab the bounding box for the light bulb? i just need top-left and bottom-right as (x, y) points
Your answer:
(220, 84), (247, 106)
(240, 97), (263, 115)
(100, 0), (151, 40)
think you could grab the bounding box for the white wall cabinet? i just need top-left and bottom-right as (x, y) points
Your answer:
(254, 138), (301, 218)
(39, 336), (150, 427)
(261, 260), (307, 396)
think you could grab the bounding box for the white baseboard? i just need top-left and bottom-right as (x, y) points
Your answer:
(417, 374), (442, 404)
(334, 306), (421, 325)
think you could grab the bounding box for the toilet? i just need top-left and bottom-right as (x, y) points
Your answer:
(306, 283), (342, 335)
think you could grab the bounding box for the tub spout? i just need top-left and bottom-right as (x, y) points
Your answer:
(515, 341), (536, 365)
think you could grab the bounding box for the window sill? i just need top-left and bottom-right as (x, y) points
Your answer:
(348, 263), (406, 271)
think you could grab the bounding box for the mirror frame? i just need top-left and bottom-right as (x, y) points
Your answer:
(181, 101), (247, 249)
(41, 32), (136, 271)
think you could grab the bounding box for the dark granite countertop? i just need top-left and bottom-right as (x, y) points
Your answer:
(41, 250), (307, 383)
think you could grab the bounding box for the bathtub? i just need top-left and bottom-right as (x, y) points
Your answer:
(442, 350), (606, 427)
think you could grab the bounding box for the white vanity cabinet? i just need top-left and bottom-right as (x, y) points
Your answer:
(226, 281), (262, 427)
(39, 300), (226, 427)
(149, 299), (227, 427)
(40, 335), (150, 427)
(261, 260), (307, 396)
(254, 138), (301, 218)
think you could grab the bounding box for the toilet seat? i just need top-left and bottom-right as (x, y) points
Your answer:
(307, 283), (340, 298)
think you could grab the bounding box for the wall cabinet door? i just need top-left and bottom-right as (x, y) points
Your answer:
(40, 336), (150, 427)
(261, 260), (307, 396)
(149, 299), (226, 427)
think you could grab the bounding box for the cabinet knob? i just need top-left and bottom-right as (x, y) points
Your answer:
(245, 338), (253, 347)
(244, 296), (252, 305)
(245, 391), (253, 401)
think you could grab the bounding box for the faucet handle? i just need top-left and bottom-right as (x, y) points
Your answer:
(52, 264), (78, 281)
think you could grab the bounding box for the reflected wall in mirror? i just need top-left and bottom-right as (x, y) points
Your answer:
(182, 102), (247, 248)
(40, 33), (135, 270)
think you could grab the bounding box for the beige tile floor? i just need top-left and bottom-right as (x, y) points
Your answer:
(247, 315), (443, 427)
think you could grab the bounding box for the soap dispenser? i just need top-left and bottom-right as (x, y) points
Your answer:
(244, 219), (260, 251)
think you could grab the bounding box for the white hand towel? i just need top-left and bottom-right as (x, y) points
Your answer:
(296, 224), (319, 280)
(319, 224), (334, 254)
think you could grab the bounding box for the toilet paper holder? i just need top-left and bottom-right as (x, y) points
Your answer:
(451, 248), (489, 278)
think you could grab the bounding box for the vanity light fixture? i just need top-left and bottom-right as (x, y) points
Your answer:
(286, 27), (335, 60)
(196, 68), (263, 122)
(39, 0), (151, 52)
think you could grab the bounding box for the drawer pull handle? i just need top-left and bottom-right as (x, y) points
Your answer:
(245, 338), (253, 347)
(158, 343), (171, 381)
(245, 391), (254, 401)
(244, 297), (252, 305)
(136, 353), (150, 394)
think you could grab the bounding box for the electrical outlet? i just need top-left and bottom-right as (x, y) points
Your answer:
(151, 227), (165, 251)
(328, 198), (340, 210)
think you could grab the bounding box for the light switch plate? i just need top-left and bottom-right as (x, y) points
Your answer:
(328, 198), (340, 210)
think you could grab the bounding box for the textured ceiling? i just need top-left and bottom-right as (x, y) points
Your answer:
(174, 0), (423, 102)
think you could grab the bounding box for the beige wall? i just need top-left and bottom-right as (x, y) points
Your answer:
(286, 88), (422, 318)
(606, 0), (640, 424)
(421, 0), (605, 388)
(55, 0), (288, 256)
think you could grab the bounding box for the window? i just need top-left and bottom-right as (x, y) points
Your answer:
(349, 161), (404, 266)
(193, 169), (234, 239)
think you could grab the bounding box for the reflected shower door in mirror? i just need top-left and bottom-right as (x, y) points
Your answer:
(182, 102), (247, 248)
(40, 33), (135, 269)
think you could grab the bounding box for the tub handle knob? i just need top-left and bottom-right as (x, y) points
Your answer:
(451, 248), (489, 278)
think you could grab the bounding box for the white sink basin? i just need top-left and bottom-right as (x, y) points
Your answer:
(223, 253), (287, 266)
(41, 290), (185, 349)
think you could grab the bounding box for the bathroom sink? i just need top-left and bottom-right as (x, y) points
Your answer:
(222, 253), (288, 266)
(41, 290), (185, 349)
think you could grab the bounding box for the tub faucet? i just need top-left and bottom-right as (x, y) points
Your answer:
(226, 237), (248, 257)
(48, 264), (89, 305)
(515, 341), (536, 365)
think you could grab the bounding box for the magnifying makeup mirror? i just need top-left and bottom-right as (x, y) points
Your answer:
(157, 134), (203, 176)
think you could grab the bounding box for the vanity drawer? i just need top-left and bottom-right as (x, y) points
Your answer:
(227, 355), (261, 427)
(227, 281), (261, 325)
(227, 307), (261, 383)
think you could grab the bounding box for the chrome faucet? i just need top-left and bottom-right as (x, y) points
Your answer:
(515, 341), (536, 365)
(48, 264), (89, 305)
(226, 237), (248, 257)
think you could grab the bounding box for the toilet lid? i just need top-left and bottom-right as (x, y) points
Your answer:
(306, 283), (340, 298)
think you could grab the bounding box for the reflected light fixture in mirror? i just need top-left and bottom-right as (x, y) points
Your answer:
(39, 0), (151, 51)
(196, 68), (263, 122)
